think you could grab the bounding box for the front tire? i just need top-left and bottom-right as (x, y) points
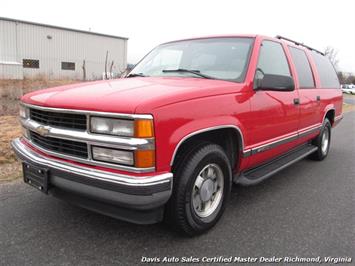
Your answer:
(165, 142), (232, 236)
(310, 118), (331, 161)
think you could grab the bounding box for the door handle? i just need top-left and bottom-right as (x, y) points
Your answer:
(293, 98), (300, 105)
(316, 96), (321, 101)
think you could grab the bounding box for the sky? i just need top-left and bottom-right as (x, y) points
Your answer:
(2, 0), (355, 73)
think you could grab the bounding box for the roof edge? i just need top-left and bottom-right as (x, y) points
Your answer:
(0, 16), (128, 40)
(161, 34), (257, 45)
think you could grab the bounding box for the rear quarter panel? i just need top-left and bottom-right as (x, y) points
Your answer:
(319, 89), (343, 123)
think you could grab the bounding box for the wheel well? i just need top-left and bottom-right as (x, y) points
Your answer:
(171, 128), (242, 170)
(325, 109), (335, 125)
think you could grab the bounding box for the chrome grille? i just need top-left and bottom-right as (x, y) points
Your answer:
(30, 108), (87, 130)
(30, 131), (88, 159)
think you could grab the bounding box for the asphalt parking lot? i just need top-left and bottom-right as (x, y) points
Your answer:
(0, 113), (354, 266)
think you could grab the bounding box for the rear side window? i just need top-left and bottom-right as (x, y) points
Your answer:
(311, 51), (339, 88)
(257, 41), (291, 76)
(289, 47), (315, 88)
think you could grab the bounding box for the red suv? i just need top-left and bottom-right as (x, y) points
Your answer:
(12, 35), (343, 235)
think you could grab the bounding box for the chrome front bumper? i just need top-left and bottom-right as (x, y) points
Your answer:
(11, 138), (173, 224)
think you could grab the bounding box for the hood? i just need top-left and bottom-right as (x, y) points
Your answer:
(22, 77), (243, 114)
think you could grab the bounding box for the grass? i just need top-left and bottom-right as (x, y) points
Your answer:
(0, 77), (80, 182)
(343, 103), (355, 113)
(0, 116), (21, 163)
(342, 93), (355, 112)
(0, 162), (22, 183)
(0, 77), (79, 116)
(0, 116), (22, 182)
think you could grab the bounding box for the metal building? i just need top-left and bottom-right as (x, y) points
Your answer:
(0, 17), (128, 80)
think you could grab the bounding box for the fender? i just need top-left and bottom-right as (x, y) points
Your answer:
(322, 105), (335, 125)
(169, 116), (247, 166)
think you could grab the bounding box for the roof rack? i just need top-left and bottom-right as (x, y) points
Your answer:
(275, 35), (324, 56)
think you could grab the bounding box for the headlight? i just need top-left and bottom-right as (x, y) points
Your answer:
(92, 146), (134, 165)
(90, 117), (154, 138)
(91, 117), (134, 137)
(19, 105), (27, 119)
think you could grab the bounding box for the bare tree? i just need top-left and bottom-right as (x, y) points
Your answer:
(337, 71), (345, 84)
(324, 46), (339, 70)
(82, 59), (86, 81)
(104, 51), (109, 79)
(109, 60), (114, 78)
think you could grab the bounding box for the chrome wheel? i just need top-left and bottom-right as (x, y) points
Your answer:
(192, 163), (224, 218)
(321, 127), (330, 155)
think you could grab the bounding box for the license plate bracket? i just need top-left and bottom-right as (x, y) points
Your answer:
(23, 163), (49, 194)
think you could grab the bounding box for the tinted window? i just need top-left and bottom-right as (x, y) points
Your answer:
(289, 47), (315, 88)
(311, 51), (339, 88)
(257, 41), (290, 76)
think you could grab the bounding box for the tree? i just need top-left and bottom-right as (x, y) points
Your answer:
(109, 60), (114, 78)
(82, 59), (86, 81)
(324, 46), (339, 70)
(104, 51), (109, 80)
(346, 75), (355, 85)
(337, 71), (345, 84)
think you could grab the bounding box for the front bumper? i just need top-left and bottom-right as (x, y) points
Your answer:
(11, 138), (173, 224)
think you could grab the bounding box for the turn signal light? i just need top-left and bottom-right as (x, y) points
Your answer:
(134, 119), (154, 138)
(135, 150), (155, 168)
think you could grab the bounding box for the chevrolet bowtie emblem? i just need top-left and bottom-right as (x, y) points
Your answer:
(35, 125), (50, 136)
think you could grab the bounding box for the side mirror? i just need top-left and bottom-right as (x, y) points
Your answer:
(255, 73), (295, 91)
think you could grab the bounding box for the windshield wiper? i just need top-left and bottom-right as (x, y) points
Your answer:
(126, 73), (147, 78)
(162, 68), (213, 79)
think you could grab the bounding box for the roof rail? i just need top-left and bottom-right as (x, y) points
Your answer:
(275, 35), (324, 56)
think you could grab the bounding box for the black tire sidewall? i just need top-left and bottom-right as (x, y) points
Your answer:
(312, 119), (331, 160)
(320, 122), (331, 157)
(184, 151), (231, 228)
(172, 143), (232, 234)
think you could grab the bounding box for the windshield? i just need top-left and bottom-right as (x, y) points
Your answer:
(129, 37), (254, 82)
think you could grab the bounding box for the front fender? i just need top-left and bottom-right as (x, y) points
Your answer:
(169, 117), (246, 166)
(150, 94), (251, 173)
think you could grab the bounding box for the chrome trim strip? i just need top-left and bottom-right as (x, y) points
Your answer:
(21, 118), (155, 150)
(12, 138), (170, 186)
(170, 125), (245, 166)
(170, 122), (324, 162)
(298, 125), (321, 138)
(26, 138), (155, 173)
(242, 149), (252, 158)
(251, 134), (298, 155)
(249, 125), (321, 156)
(21, 102), (153, 120)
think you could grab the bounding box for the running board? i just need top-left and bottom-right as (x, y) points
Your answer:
(235, 144), (318, 186)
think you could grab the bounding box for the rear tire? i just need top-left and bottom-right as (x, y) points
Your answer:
(309, 118), (331, 161)
(165, 142), (232, 236)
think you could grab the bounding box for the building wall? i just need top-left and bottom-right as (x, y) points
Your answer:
(0, 20), (23, 79)
(0, 19), (127, 80)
